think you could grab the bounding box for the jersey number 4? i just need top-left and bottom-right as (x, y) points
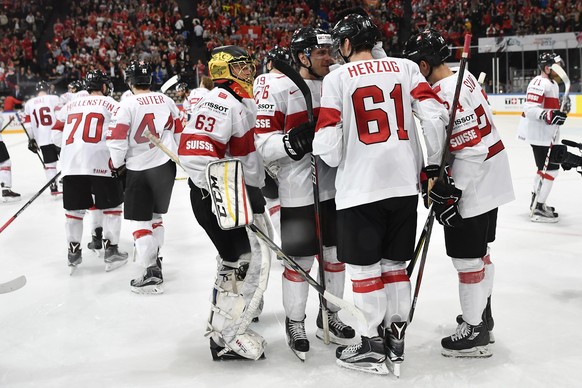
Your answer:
(352, 84), (408, 145)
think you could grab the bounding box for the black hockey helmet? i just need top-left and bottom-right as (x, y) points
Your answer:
(175, 82), (188, 92)
(68, 80), (83, 93)
(125, 60), (153, 88)
(290, 27), (333, 67)
(403, 28), (451, 67)
(208, 45), (256, 95)
(266, 45), (291, 63)
(538, 52), (564, 71)
(35, 81), (49, 93)
(332, 13), (379, 61)
(85, 70), (113, 95)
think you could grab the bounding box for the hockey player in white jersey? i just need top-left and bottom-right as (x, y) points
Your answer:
(23, 81), (61, 195)
(185, 76), (214, 115)
(0, 113), (21, 202)
(106, 61), (183, 294)
(255, 28), (356, 361)
(404, 28), (514, 358)
(119, 89), (133, 102)
(177, 45), (269, 361)
(314, 15), (449, 374)
(52, 70), (128, 273)
(517, 52), (568, 223)
(59, 80), (89, 107)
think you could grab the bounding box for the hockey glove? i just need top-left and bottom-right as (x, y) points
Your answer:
(540, 110), (567, 126)
(246, 185), (266, 214)
(420, 165), (439, 208)
(28, 138), (39, 153)
(429, 179), (463, 227)
(283, 121), (315, 161)
(108, 159), (126, 179)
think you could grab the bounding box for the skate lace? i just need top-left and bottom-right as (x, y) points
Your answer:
(288, 320), (307, 341)
(451, 321), (471, 341)
(342, 341), (363, 354)
(329, 313), (350, 331)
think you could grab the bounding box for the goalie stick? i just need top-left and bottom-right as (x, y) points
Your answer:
(408, 34), (472, 324)
(272, 58), (331, 344)
(530, 64), (571, 217)
(0, 275), (26, 294)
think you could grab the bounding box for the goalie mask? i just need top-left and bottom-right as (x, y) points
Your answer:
(125, 60), (153, 88)
(208, 45), (256, 96)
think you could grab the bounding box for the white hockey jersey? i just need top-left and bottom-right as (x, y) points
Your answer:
(432, 70), (515, 218)
(517, 75), (561, 146)
(178, 84), (264, 190)
(254, 72), (336, 208)
(23, 94), (61, 146)
(52, 94), (119, 177)
(106, 92), (183, 171)
(59, 90), (90, 107)
(313, 57), (448, 210)
(186, 87), (210, 112)
(119, 89), (133, 102)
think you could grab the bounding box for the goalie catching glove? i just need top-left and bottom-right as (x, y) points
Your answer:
(428, 179), (463, 227)
(283, 121), (315, 161)
(540, 109), (567, 126)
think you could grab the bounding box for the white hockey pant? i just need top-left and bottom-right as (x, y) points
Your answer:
(65, 209), (86, 244)
(534, 169), (558, 204)
(347, 262), (386, 338)
(381, 259), (411, 325)
(282, 255), (314, 321)
(319, 246), (346, 313)
(0, 159), (12, 188)
(102, 206), (122, 245)
(453, 257), (488, 326)
(131, 221), (158, 268)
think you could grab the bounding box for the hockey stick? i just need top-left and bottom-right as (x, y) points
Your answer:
(0, 172), (61, 234)
(14, 112), (46, 168)
(0, 116), (14, 134)
(160, 74), (180, 94)
(143, 129), (182, 167)
(530, 64), (571, 216)
(272, 58), (331, 344)
(206, 158), (368, 328)
(408, 34), (472, 324)
(0, 275), (26, 294)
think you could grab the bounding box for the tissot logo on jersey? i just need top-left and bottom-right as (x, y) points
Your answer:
(201, 101), (229, 113)
(454, 113), (476, 126)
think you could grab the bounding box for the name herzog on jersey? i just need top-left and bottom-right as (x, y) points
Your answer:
(517, 75), (561, 146)
(314, 57), (448, 210)
(178, 87), (264, 190)
(106, 92), (183, 171)
(53, 95), (119, 177)
(433, 71), (514, 218)
(24, 94), (61, 146)
(254, 72), (336, 208)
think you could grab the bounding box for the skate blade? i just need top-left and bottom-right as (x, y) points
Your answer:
(387, 359), (402, 378)
(130, 284), (164, 294)
(1, 197), (21, 203)
(105, 258), (128, 272)
(69, 264), (79, 276)
(336, 359), (390, 375)
(441, 346), (492, 358)
(289, 348), (306, 362)
(316, 329), (356, 346)
(530, 215), (559, 223)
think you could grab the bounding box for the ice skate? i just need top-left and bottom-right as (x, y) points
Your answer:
(87, 227), (103, 251)
(50, 182), (62, 196)
(285, 317), (309, 361)
(530, 202), (559, 223)
(530, 193), (556, 214)
(68, 242), (82, 275)
(336, 336), (389, 375)
(130, 265), (163, 294)
(1, 188), (21, 203)
(103, 239), (128, 272)
(316, 310), (356, 345)
(384, 321), (407, 378)
(441, 321), (491, 358)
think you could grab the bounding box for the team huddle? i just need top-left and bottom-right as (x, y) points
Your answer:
(3, 8), (575, 377)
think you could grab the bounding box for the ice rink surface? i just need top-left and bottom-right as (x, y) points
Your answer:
(1, 115), (581, 388)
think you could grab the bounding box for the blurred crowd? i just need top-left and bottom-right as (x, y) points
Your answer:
(1, 0), (582, 103)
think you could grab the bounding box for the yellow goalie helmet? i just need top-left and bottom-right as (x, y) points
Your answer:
(208, 45), (256, 96)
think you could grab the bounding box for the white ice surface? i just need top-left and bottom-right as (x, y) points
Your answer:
(1, 115), (582, 388)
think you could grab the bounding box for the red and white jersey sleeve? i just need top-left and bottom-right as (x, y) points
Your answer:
(52, 95), (119, 177)
(23, 95), (61, 146)
(106, 92), (183, 171)
(254, 73), (336, 207)
(517, 75), (561, 146)
(186, 88), (210, 113)
(178, 87), (264, 189)
(314, 58), (448, 210)
(433, 71), (514, 218)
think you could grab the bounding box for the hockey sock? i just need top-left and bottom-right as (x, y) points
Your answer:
(347, 262), (386, 338)
(282, 255), (313, 321)
(536, 169), (558, 204)
(45, 161), (58, 182)
(453, 258), (488, 326)
(131, 221), (158, 268)
(0, 159), (12, 188)
(89, 207), (103, 233)
(265, 197), (281, 242)
(65, 209), (86, 243)
(102, 206), (123, 244)
(321, 246), (346, 313)
(152, 213), (164, 255)
(381, 259), (411, 324)
(482, 246), (494, 298)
